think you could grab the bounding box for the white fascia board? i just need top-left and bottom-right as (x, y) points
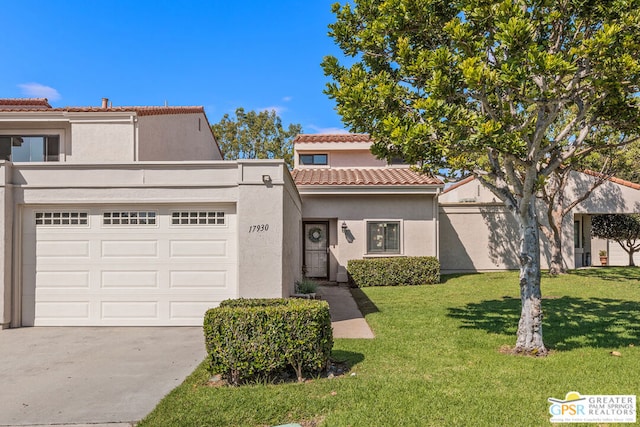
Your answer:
(296, 185), (442, 195)
(65, 111), (137, 124)
(0, 112), (71, 122)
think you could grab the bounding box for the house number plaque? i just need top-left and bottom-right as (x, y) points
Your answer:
(248, 224), (269, 233)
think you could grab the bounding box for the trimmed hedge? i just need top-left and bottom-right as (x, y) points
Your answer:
(204, 298), (333, 385)
(347, 256), (440, 287)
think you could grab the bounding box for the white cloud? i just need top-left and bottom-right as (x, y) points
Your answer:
(260, 105), (287, 115)
(18, 83), (61, 101)
(282, 96), (293, 102)
(307, 125), (350, 134)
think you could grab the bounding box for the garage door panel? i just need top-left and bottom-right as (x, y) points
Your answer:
(101, 240), (159, 258)
(169, 240), (229, 258)
(23, 205), (238, 326)
(37, 240), (90, 258)
(100, 271), (159, 288)
(37, 271), (90, 288)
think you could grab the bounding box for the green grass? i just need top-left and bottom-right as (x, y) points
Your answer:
(139, 268), (640, 426)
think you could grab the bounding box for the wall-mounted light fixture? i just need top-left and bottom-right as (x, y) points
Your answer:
(262, 174), (272, 184)
(341, 221), (348, 232)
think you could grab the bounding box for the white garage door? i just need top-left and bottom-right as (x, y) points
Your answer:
(22, 205), (238, 326)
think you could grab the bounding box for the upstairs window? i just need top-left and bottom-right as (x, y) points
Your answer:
(367, 221), (401, 254)
(0, 135), (60, 162)
(299, 154), (328, 166)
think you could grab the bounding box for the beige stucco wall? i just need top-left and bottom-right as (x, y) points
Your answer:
(327, 150), (387, 168)
(1, 160), (300, 328)
(236, 161), (302, 298)
(68, 120), (135, 162)
(137, 113), (222, 161)
(300, 193), (438, 282)
(0, 162), (12, 328)
(439, 172), (640, 273)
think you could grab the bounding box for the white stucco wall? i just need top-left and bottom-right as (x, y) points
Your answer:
(300, 193), (438, 282)
(137, 113), (222, 161)
(0, 162), (12, 328)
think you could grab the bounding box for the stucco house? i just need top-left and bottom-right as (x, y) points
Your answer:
(439, 171), (640, 273)
(0, 98), (301, 328)
(2, 99), (638, 329)
(291, 134), (443, 282)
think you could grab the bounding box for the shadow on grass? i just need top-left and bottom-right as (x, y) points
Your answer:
(350, 287), (380, 316)
(331, 349), (365, 368)
(569, 267), (640, 283)
(448, 296), (640, 350)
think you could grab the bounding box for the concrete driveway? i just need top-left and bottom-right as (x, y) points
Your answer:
(0, 327), (206, 426)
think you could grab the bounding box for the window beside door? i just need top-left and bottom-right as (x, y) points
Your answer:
(367, 221), (401, 254)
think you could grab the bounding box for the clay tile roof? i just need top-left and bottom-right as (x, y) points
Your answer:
(0, 98), (51, 108)
(292, 168), (443, 186)
(583, 169), (640, 190)
(293, 134), (372, 144)
(0, 99), (204, 116)
(60, 106), (205, 116)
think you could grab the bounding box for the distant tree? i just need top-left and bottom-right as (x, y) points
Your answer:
(212, 108), (301, 168)
(592, 214), (640, 267)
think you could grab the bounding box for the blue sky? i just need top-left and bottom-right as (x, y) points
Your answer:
(2, 1), (350, 133)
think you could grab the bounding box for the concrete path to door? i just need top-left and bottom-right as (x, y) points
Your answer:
(0, 327), (206, 426)
(318, 284), (375, 339)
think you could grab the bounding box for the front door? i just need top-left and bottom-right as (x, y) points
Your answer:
(304, 222), (328, 278)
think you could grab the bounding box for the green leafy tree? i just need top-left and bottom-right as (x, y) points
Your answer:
(212, 108), (302, 168)
(592, 214), (640, 266)
(323, 0), (640, 355)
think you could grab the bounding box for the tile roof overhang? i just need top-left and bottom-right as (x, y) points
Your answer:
(292, 168), (443, 195)
(293, 134), (371, 144)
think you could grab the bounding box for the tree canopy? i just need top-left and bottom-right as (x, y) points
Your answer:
(211, 108), (301, 168)
(323, 0), (640, 355)
(592, 214), (640, 266)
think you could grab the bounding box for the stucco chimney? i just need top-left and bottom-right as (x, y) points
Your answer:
(101, 98), (109, 109)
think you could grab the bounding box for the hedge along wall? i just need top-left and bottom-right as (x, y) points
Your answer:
(204, 298), (333, 385)
(347, 256), (440, 287)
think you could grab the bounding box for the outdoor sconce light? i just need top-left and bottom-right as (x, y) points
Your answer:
(262, 174), (272, 184)
(341, 221), (348, 232)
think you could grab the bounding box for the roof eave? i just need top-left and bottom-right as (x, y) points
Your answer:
(296, 184), (443, 195)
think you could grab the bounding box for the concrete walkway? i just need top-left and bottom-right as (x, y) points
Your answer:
(318, 285), (375, 339)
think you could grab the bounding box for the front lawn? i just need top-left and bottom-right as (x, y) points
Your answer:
(139, 268), (640, 426)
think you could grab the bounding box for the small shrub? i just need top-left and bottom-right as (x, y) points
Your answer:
(347, 256), (440, 287)
(295, 277), (319, 294)
(204, 298), (333, 385)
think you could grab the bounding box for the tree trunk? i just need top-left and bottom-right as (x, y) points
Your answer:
(628, 250), (635, 267)
(547, 208), (566, 275)
(514, 201), (548, 356)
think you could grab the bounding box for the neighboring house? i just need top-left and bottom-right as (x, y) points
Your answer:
(439, 172), (640, 273)
(0, 98), (301, 328)
(291, 134), (443, 282)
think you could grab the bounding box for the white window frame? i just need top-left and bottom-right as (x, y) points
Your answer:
(364, 219), (404, 256)
(170, 211), (226, 226)
(0, 128), (66, 162)
(102, 211), (158, 227)
(35, 211), (89, 227)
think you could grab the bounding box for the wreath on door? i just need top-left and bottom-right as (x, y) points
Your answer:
(308, 227), (324, 243)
